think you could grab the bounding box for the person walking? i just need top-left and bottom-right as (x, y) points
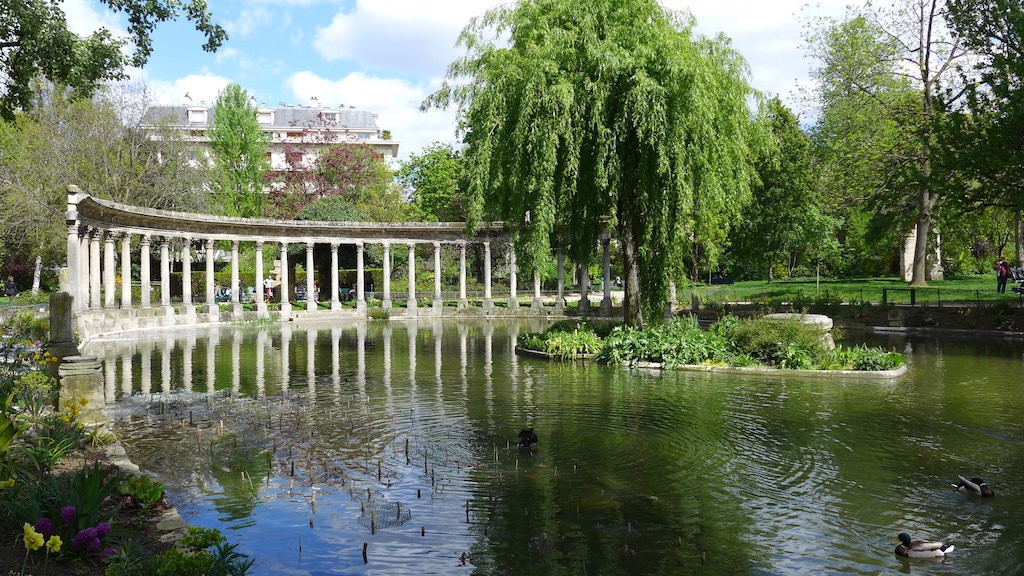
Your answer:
(994, 256), (1012, 293)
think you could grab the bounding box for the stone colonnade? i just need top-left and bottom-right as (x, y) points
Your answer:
(66, 189), (622, 335)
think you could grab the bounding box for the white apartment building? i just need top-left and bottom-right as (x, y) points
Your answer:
(144, 100), (399, 170)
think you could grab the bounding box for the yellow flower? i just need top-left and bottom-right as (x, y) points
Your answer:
(23, 523), (43, 551)
(46, 534), (62, 553)
(0, 478), (14, 489)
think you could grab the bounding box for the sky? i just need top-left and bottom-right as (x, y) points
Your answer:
(61, 0), (851, 162)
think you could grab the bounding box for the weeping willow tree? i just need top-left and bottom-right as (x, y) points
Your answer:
(425, 0), (761, 327)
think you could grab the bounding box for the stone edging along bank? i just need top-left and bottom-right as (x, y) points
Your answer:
(101, 442), (189, 543)
(514, 346), (908, 379)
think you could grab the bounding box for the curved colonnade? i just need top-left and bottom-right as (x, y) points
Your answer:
(65, 188), (618, 340)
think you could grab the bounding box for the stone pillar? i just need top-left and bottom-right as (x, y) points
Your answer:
(103, 231), (116, 309)
(305, 241), (316, 311)
(458, 242), (468, 309)
(330, 242), (340, 311)
(47, 292), (79, 361)
(230, 240), (241, 314)
(665, 280), (677, 319)
(255, 241), (267, 315)
(279, 242), (291, 315)
(181, 238), (193, 315)
(508, 243), (518, 310)
(407, 242), (417, 313)
(556, 247), (565, 312)
(602, 236), (613, 313)
(65, 221), (80, 312)
(89, 229), (102, 309)
(58, 356), (106, 427)
(382, 241), (392, 310)
(160, 238), (172, 316)
(140, 235), (151, 308)
(483, 241), (493, 310)
(579, 263), (590, 315)
(356, 241), (366, 313)
(78, 228), (90, 310)
(120, 233), (132, 309)
(532, 267), (543, 310)
(433, 242), (443, 313)
(203, 239), (216, 314)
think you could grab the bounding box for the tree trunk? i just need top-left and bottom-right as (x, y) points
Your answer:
(910, 191), (938, 286)
(620, 223), (644, 329)
(1015, 210), (1023, 268)
(31, 255), (42, 293)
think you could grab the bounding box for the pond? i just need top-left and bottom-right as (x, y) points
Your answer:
(90, 320), (1024, 576)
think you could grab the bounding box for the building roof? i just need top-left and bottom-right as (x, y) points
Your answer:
(144, 104), (383, 131)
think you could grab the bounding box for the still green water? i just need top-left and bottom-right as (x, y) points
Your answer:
(95, 320), (1024, 575)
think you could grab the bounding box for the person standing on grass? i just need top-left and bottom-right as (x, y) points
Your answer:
(5, 276), (16, 300)
(994, 256), (1012, 293)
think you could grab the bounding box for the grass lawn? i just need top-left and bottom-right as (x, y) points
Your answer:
(687, 274), (1014, 306)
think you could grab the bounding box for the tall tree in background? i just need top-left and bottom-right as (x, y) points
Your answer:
(397, 142), (466, 221)
(426, 0), (759, 327)
(208, 83), (269, 218)
(0, 82), (209, 286)
(0, 0), (226, 120)
(730, 99), (836, 281)
(806, 0), (969, 286)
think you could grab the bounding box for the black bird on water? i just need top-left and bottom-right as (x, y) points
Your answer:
(517, 428), (538, 448)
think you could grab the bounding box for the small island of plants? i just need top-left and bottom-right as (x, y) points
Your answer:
(518, 315), (904, 372)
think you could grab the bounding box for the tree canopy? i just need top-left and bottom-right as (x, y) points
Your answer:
(208, 83), (269, 218)
(0, 0), (226, 120)
(426, 0), (760, 326)
(397, 142), (466, 222)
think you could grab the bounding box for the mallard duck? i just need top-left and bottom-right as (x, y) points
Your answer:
(893, 533), (955, 558)
(952, 475), (996, 497)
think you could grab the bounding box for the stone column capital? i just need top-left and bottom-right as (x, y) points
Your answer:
(140, 234), (152, 246)
(254, 240), (264, 249)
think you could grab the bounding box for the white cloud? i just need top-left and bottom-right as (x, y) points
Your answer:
(137, 72), (233, 106)
(312, 0), (504, 77)
(225, 5), (276, 37)
(286, 70), (458, 162)
(61, 0), (125, 37)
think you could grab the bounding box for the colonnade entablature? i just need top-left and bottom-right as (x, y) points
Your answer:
(65, 186), (620, 339)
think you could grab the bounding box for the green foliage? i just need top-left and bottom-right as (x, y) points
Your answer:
(367, 307), (391, 320)
(0, 0), (226, 121)
(208, 83), (269, 217)
(427, 0), (760, 326)
(729, 316), (828, 369)
(178, 526), (227, 551)
(148, 527), (252, 576)
(599, 316), (731, 368)
(295, 195), (365, 222)
(518, 323), (602, 359)
(118, 475), (166, 509)
(398, 142), (467, 221)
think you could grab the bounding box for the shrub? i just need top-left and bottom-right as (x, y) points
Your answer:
(729, 316), (828, 368)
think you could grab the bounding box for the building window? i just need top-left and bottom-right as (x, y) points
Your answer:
(257, 110), (274, 125)
(187, 108), (207, 123)
(322, 111), (339, 124)
(357, 133), (369, 140)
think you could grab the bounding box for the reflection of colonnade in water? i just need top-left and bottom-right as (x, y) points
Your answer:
(68, 193), (625, 342)
(96, 321), (543, 411)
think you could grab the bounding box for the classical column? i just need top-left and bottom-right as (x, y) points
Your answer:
(508, 243), (518, 310)
(665, 280), (677, 319)
(103, 231), (116, 308)
(181, 238), (193, 313)
(483, 241), (493, 309)
(330, 242), (340, 311)
(407, 242), (417, 312)
(305, 241), (316, 312)
(160, 238), (172, 315)
(458, 241), (468, 309)
(230, 240), (241, 313)
(433, 242), (443, 312)
(89, 229), (101, 309)
(279, 242), (291, 315)
(254, 241), (267, 316)
(203, 239), (216, 314)
(532, 267), (543, 310)
(579, 262), (591, 315)
(76, 227), (89, 311)
(382, 241), (392, 310)
(66, 221), (81, 312)
(355, 241), (366, 313)
(601, 235), (613, 313)
(140, 234), (152, 308)
(556, 246), (565, 311)
(120, 233), (132, 309)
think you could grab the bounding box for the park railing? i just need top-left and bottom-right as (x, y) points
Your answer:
(687, 286), (1022, 309)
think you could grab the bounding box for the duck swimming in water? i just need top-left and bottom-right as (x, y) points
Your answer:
(953, 475), (995, 497)
(517, 427), (538, 448)
(893, 533), (955, 558)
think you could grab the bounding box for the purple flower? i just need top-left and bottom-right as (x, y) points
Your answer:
(34, 517), (53, 540)
(95, 522), (111, 538)
(71, 527), (97, 550)
(102, 545), (119, 558)
(60, 506), (76, 526)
